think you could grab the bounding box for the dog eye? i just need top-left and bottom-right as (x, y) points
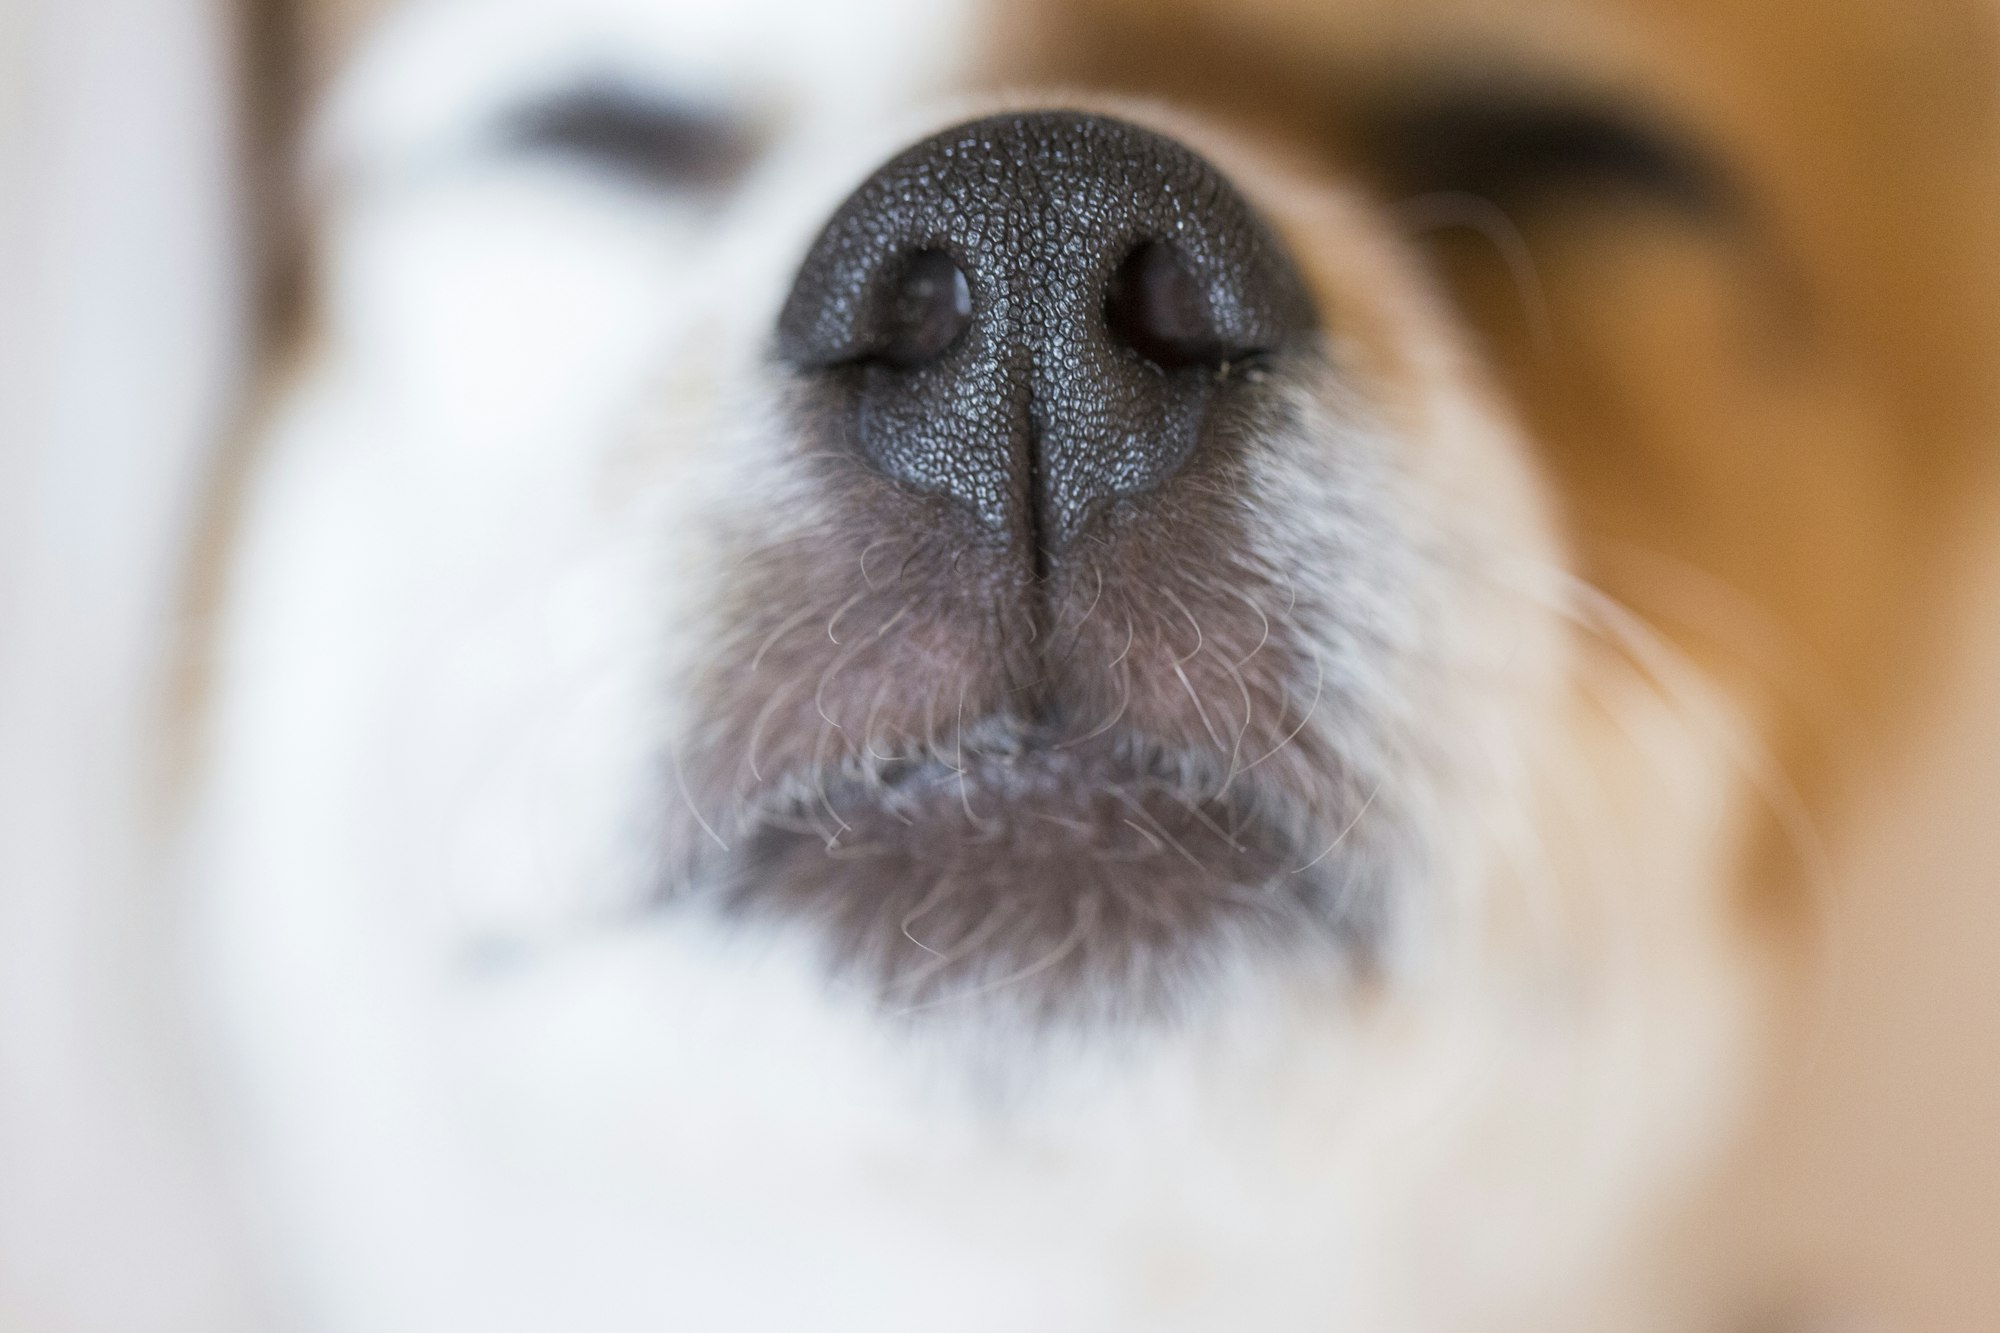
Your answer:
(501, 83), (756, 191)
(1361, 81), (1731, 219)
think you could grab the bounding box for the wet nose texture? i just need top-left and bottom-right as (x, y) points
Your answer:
(777, 111), (1317, 563)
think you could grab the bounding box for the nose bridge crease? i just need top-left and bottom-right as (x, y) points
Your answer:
(1024, 387), (1051, 583)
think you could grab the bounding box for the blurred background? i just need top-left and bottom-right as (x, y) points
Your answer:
(2, 2), (1997, 1330)
(2, 0), (257, 1329)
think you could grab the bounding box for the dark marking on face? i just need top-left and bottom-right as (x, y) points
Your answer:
(1357, 79), (1735, 219)
(502, 82), (757, 190)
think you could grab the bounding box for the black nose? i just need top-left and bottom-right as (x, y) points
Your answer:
(777, 111), (1317, 558)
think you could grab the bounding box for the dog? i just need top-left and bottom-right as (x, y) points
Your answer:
(177, 0), (2000, 1328)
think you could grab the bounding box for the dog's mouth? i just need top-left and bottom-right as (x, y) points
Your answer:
(706, 726), (1379, 1024)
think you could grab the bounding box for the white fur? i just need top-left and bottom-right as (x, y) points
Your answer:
(192, 1), (1759, 1328)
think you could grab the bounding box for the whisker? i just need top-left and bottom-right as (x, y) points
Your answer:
(810, 722), (852, 843)
(1395, 190), (1555, 359)
(1073, 561), (1106, 638)
(1592, 539), (1857, 766)
(857, 537), (897, 591)
(1241, 647), (1324, 774)
(1490, 558), (1847, 1071)
(861, 681), (901, 766)
(954, 682), (995, 833)
(891, 893), (1100, 1015)
(869, 602), (912, 642)
(1227, 582), (1274, 671)
(745, 675), (805, 783)
(1057, 653), (1133, 750)
(750, 602), (820, 673)
(889, 902), (1014, 993)
(824, 588), (870, 646)
(1107, 614), (1137, 670)
(1293, 782), (1380, 875)
(1172, 659), (1228, 754)
(670, 744), (730, 853)
(897, 875), (960, 959)
(1114, 789), (1208, 875)
(813, 605), (901, 732)
(1213, 648), (1257, 796)
(1167, 790), (1245, 853)
(1163, 587), (1205, 666)
(1029, 810), (1098, 836)
(1120, 818), (1166, 855)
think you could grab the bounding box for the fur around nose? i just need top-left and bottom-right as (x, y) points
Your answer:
(777, 110), (1317, 562)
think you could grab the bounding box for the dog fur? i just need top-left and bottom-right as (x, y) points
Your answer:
(163, 0), (2000, 1329)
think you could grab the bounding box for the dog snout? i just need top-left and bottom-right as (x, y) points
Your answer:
(777, 110), (1317, 562)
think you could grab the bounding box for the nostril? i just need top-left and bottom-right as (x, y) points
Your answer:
(1105, 241), (1228, 371)
(878, 249), (973, 369)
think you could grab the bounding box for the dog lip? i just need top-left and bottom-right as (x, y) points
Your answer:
(740, 729), (1290, 853)
(702, 727), (1365, 1023)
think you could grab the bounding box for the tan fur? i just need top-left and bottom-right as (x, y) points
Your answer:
(984, 0), (2000, 1321)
